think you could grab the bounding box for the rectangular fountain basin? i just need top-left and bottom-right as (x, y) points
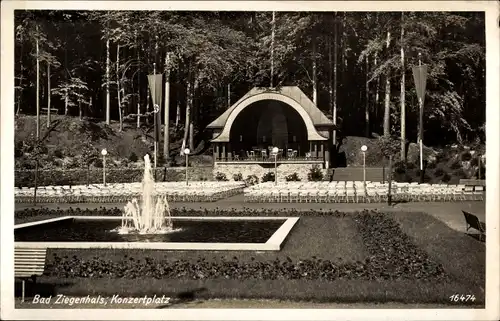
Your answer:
(14, 216), (299, 251)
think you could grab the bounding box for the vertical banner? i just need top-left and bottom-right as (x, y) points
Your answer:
(412, 64), (428, 172)
(412, 65), (428, 107)
(147, 74), (163, 142)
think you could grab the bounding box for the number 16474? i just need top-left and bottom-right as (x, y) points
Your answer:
(449, 294), (476, 302)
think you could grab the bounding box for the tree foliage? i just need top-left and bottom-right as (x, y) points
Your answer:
(14, 10), (485, 149)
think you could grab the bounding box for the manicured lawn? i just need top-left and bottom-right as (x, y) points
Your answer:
(13, 208), (486, 306)
(390, 212), (485, 290)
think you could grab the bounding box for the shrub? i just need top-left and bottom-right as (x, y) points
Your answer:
(262, 172), (275, 182)
(233, 173), (243, 181)
(406, 162), (416, 170)
(93, 158), (103, 168)
(285, 172), (301, 181)
(478, 166), (486, 179)
(15, 141), (25, 158)
(245, 174), (259, 186)
(376, 136), (400, 158)
(394, 161), (406, 175)
(450, 160), (461, 170)
(452, 169), (467, 179)
(470, 157), (479, 167)
(53, 149), (64, 159)
(460, 151), (472, 162)
(307, 165), (324, 181)
(433, 168), (445, 177)
(215, 172), (228, 181)
(128, 152), (138, 162)
(426, 161), (436, 170)
(442, 173), (451, 183)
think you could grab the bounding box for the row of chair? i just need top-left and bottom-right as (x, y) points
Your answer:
(244, 181), (485, 203)
(15, 182), (246, 203)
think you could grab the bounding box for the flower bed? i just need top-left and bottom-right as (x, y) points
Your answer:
(15, 181), (246, 203)
(29, 209), (448, 282)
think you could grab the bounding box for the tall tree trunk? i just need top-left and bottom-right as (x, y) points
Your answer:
(16, 39), (24, 115)
(136, 30), (141, 129)
(64, 89), (69, 116)
(270, 11), (275, 87)
(183, 78), (191, 152)
(333, 14), (338, 146)
(65, 92), (69, 116)
(383, 30), (391, 137)
(374, 53), (380, 131)
(47, 63), (51, 127)
(189, 76), (198, 151)
(164, 52), (171, 163)
(328, 36), (333, 125)
(36, 25), (40, 139)
(365, 56), (370, 137)
(117, 44), (123, 131)
(106, 37), (110, 125)
(79, 89), (83, 120)
(146, 38), (151, 125)
(312, 40), (317, 106)
(400, 12), (406, 161)
(341, 13), (347, 70)
(175, 94), (181, 127)
(227, 83), (231, 108)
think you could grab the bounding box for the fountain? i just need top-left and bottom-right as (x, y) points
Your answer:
(15, 154), (299, 250)
(115, 154), (176, 235)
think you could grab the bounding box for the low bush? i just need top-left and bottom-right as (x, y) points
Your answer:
(307, 165), (323, 181)
(244, 174), (259, 186)
(415, 170), (432, 183)
(233, 173), (243, 181)
(450, 160), (462, 170)
(426, 161), (436, 170)
(215, 172), (228, 181)
(441, 173), (451, 183)
(470, 158), (479, 167)
(394, 161), (406, 175)
(262, 172), (275, 183)
(94, 158), (103, 168)
(285, 173), (301, 182)
(478, 166), (486, 180)
(128, 152), (138, 162)
(461, 151), (472, 162)
(406, 162), (416, 170)
(433, 168), (445, 177)
(452, 169), (467, 180)
(53, 149), (64, 159)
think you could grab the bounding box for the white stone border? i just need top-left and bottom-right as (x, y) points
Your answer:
(14, 216), (299, 251)
(265, 217), (300, 250)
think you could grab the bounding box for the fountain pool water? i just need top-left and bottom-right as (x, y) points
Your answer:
(114, 154), (179, 235)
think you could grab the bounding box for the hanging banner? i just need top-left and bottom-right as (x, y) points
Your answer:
(147, 74), (163, 142)
(412, 65), (428, 106)
(147, 74), (163, 107)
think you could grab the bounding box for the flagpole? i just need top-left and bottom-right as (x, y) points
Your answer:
(418, 52), (423, 173)
(153, 62), (157, 169)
